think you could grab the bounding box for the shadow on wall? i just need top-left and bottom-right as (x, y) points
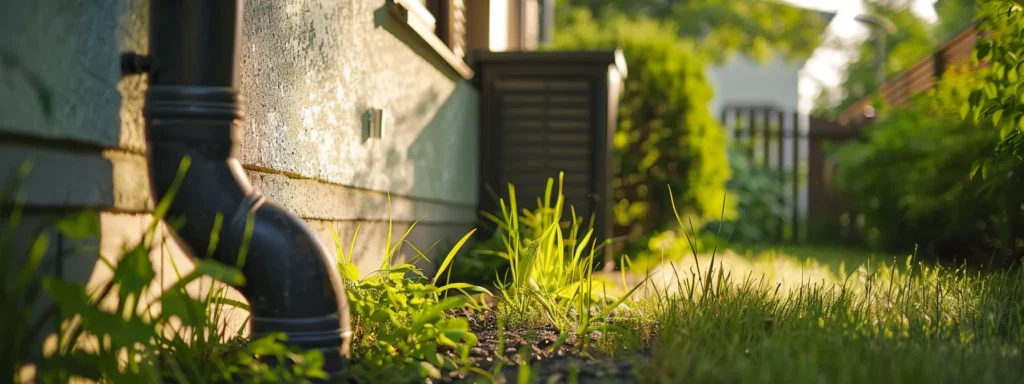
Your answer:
(406, 83), (479, 207)
(310, 80), (477, 275)
(378, 4), (480, 273)
(0, 0), (152, 355)
(370, 2), (479, 207)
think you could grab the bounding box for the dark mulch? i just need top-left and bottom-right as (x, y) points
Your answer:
(441, 310), (644, 383)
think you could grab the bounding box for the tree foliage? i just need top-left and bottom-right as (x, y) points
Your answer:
(964, 0), (1024, 177)
(935, 0), (979, 41)
(555, 0), (831, 64)
(550, 11), (733, 244)
(821, 0), (1024, 262)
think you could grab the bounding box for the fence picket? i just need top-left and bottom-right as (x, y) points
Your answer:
(722, 106), (863, 243)
(776, 109), (786, 242)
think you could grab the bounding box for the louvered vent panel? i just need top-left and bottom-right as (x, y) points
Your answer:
(494, 77), (593, 217)
(475, 50), (625, 266)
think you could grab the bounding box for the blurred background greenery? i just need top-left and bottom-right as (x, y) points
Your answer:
(457, 0), (1024, 283)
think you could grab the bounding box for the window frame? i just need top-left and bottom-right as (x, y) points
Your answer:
(386, 0), (473, 79)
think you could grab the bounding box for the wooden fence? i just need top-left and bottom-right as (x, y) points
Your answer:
(838, 24), (978, 125)
(721, 105), (863, 243)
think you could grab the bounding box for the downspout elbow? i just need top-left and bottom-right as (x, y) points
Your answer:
(142, 0), (351, 377)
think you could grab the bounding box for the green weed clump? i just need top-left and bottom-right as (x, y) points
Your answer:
(331, 197), (492, 383)
(483, 174), (645, 349)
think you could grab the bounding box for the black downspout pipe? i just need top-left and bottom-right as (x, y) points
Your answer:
(141, 0), (351, 378)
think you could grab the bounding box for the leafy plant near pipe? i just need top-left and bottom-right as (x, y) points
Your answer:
(5, 158), (647, 383)
(329, 197), (491, 382)
(2, 159), (327, 383)
(2, 159), (496, 383)
(4, 161), (637, 383)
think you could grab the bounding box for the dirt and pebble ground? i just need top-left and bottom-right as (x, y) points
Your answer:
(439, 310), (644, 383)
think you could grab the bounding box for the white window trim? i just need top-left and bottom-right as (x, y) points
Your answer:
(387, 0), (473, 79)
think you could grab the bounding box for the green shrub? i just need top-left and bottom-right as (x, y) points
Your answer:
(964, 0), (1024, 175)
(620, 147), (786, 269)
(832, 66), (1024, 262)
(457, 173), (647, 355)
(550, 11), (733, 249)
(706, 146), (788, 243)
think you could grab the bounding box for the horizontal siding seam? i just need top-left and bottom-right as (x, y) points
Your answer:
(1, 139), (478, 210)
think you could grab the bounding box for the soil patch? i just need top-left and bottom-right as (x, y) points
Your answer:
(441, 311), (643, 383)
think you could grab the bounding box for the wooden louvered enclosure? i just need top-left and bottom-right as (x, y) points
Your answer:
(473, 50), (627, 267)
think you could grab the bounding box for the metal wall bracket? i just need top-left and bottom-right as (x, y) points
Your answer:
(363, 108), (386, 142)
(120, 52), (152, 76)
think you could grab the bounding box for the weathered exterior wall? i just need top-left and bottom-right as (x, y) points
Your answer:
(240, 0), (478, 203)
(1, 0), (480, 284)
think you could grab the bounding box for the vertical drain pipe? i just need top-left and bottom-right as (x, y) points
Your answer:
(140, 0), (351, 378)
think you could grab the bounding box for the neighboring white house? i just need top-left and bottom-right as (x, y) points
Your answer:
(708, 54), (805, 118)
(707, 10), (837, 119)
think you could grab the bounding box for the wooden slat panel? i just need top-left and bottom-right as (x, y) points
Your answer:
(544, 148), (591, 158)
(549, 95), (591, 104)
(494, 79), (547, 91)
(498, 155), (590, 167)
(499, 161), (590, 175)
(547, 158), (590, 168)
(502, 120), (546, 129)
(491, 75), (595, 227)
(500, 131), (547, 140)
(549, 108), (589, 118)
(477, 52), (622, 268)
(564, 187), (591, 198)
(502, 107), (546, 117)
(503, 95), (590, 109)
(546, 120), (590, 131)
(548, 133), (590, 144)
(502, 173), (589, 185)
(547, 80), (591, 90)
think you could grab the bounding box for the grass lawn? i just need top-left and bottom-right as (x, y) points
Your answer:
(420, 179), (1024, 383)
(446, 243), (1024, 383)
(9, 177), (1024, 383)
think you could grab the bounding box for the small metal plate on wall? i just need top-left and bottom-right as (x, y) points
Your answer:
(362, 108), (386, 142)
